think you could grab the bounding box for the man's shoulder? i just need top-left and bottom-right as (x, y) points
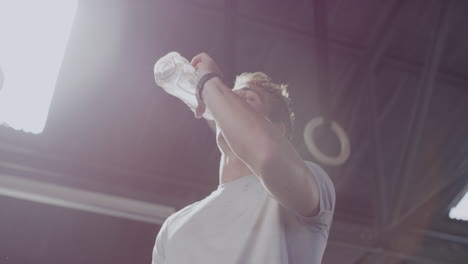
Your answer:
(167, 200), (201, 220)
(161, 196), (211, 229)
(303, 161), (334, 189)
(303, 160), (336, 210)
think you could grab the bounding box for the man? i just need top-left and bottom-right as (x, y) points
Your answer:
(152, 52), (335, 264)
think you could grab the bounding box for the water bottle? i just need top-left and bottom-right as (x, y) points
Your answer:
(154, 52), (214, 120)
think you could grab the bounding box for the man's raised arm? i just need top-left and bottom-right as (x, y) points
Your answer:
(191, 52), (321, 217)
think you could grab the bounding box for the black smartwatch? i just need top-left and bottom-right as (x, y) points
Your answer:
(196, 72), (224, 103)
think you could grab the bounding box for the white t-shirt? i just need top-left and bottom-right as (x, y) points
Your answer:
(152, 161), (335, 264)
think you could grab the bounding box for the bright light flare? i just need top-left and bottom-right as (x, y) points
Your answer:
(449, 191), (468, 221)
(0, 1), (78, 133)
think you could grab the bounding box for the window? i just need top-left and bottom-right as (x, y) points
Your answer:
(449, 191), (468, 221)
(0, 1), (78, 133)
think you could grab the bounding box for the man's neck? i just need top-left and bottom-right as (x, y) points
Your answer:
(219, 151), (254, 185)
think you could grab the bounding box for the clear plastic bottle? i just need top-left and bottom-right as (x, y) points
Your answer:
(154, 52), (213, 120)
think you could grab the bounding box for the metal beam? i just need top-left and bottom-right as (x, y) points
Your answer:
(0, 173), (175, 225)
(223, 0), (237, 85)
(345, 0), (407, 231)
(172, 0), (468, 92)
(329, 240), (451, 264)
(391, 0), (454, 224)
(331, 0), (407, 114)
(0, 146), (212, 209)
(312, 0), (332, 120)
(352, 1), (455, 263)
(330, 220), (468, 264)
(384, 170), (468, 242)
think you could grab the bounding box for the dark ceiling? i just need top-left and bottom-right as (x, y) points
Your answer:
(1, 0), (467, 263)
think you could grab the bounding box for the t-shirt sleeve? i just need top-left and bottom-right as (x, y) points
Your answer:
(296, 161), (336, 232)
(152, 220), (168, 264)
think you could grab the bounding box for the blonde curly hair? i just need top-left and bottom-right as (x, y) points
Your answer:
(233, 72), (295, 139)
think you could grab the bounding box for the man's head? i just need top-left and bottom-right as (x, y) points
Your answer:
(232, 72), (295, 140)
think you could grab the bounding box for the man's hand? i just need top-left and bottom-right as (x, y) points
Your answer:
(191, 52), (223, 119)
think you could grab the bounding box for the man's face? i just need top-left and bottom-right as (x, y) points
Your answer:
(232, 84), (272, 117)
(216, 84), (276, 147)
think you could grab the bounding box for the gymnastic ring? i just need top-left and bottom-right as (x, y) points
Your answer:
(303, 117), (351, 166)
